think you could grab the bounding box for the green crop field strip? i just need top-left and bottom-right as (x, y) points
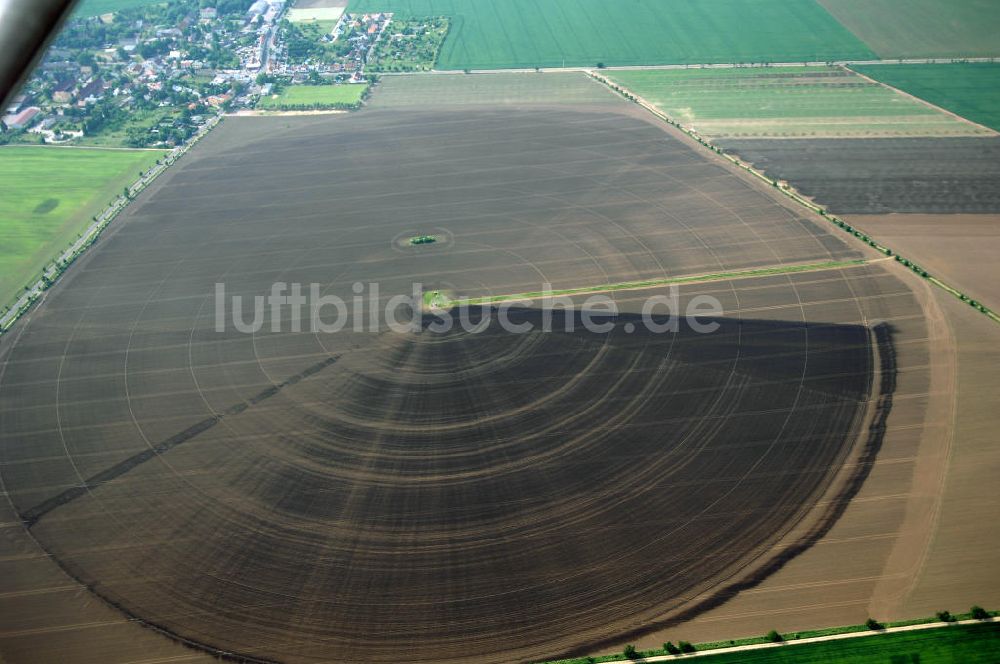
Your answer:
(819, 0), (1000, 59)
(607, 66), (987, 138)
(449, 260), (869, 307)
(346, 0), (874, 70)
(0, 146), (163, 309)
(258, 84), (369, 109)
(853, 63), (1000, 132)
(667, 623), (1000, 663)
(75, 0), (163, 17)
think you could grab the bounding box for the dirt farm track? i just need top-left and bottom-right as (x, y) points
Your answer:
(0, 89), (983, 663)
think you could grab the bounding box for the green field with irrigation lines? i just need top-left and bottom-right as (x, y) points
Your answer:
(607, 66), (984, 138)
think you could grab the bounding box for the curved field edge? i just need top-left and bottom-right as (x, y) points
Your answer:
(0, 107), (892, 660)
(346, 0), (874, 70)
(15, 313), (887, 664)
(542, 322), (895, 661)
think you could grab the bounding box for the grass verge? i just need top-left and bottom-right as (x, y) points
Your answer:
(539, 610), (998, 664)
(446, 260), (868, 307)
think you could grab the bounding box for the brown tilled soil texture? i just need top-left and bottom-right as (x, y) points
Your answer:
(846, 214), (1000, 313)
(0, 108), (917, 663)
(717, 137), (1000, 215)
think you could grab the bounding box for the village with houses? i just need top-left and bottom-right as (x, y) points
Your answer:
(0, 0), (411, 148)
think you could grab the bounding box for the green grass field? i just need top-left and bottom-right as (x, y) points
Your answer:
(368, 71), (618, 108)
(853, 63), (1000, 132)
(288, 18), (339, 34)
(676, 623), (1000, 663)
(607, 67), (985, 138)
(258, 84), (369, 109)
(347, 0), (875, 70)
(75, 0), (162, 17)
(819, 0), (1000, 59)
(0, 146), (163, 308)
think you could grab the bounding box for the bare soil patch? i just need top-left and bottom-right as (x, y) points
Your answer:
(847, 214), (1000, 313)
(718, 137), (1000, 214)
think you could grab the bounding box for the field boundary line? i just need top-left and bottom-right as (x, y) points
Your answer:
(447, 260), (869, 307)
(375, 56), (1000, 76)
(587, 71), (1000, 327)
(541, 617), (996, 664)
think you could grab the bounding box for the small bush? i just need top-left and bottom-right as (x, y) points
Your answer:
(766, 629), (783, 643)
(678, 641), (696, 653)
(937, 610), (956, 623)
(971, 606), (990, 620)
(865, 618), (883, 630)
(623, 644), (638, 659)
(664, 641), (680, 655)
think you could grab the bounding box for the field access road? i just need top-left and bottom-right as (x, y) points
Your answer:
(594, 618), (995, 663)
(0, 114), (222, 335)
(377, 56), (1000, 76)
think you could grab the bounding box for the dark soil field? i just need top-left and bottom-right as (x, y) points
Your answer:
(0, 105), (915, 663)
(718, 137), (1000, 214)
